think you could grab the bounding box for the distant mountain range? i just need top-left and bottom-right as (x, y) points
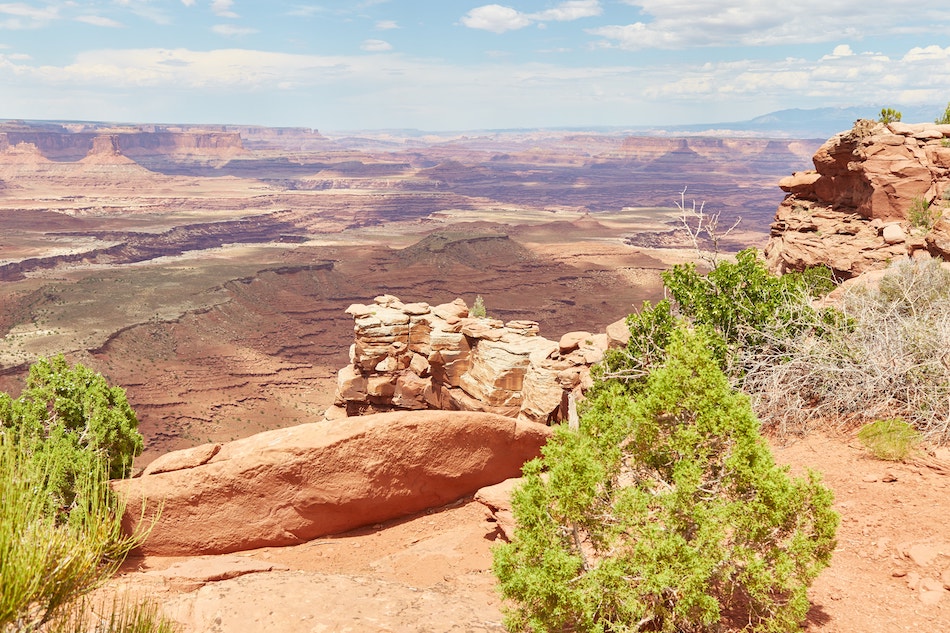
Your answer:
(355, 105), (945, 141)
(651, 105), (944, 139)
(5, 104), (945, 142)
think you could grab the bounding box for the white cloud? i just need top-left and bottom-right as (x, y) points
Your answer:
(903, 45), (950, 62)
(212, 24), (257, 36)
(112, 1), (173, 25)
(461, 5), (532, 33)
(530, 0), (601, 22)
(0, 2), (59, 28)
(462, 1), (600, 33)
(76, 15), (123, 28)
(637, 45), (950, 110)
(181, 0), (195, 6)
(361, 39), (392, 52)
(820, 44), (863, 61)
(375, 20), (398, 30)
(286, 5), (326, 17)
(1, 41), (948, 129)
(595, 0), (950, 50)
(211, 0), (238, 19)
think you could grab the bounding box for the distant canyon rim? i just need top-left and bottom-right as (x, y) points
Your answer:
(0, 120), (822, 463)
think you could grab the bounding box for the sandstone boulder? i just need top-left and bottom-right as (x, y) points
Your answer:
(460, 335), (559, 407)
(605, 317), (630, 348)
(882, 223), (906, 245)
(116, 410), (551, 555)
(475, 477), (522, 540)
(559, 331), (593, 354)
(143, 443), (221, 476)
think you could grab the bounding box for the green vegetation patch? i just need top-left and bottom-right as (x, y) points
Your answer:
(908, 195), (938, 230)
(857, 418), (922, 461)
(0, 356), (168, 633)
(494, 328), (838, 633)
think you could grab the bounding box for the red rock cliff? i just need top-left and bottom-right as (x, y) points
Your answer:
(765, 120), (950, 278)
(0, 125), (245, 161)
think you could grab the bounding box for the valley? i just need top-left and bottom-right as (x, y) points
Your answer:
(0, 120), (821, 462)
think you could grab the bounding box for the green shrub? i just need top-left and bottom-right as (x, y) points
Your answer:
(879, 107), (902, 124)
(857, 418), (922, 461)
(936, 101), (950, 125)
(1, 355), (143, 482)
(593, 298), (676, 390)
(0, 430), (141, 631)
(665, 249), (834, 349)
(494, 327), (838, 633)
(470, 295), (488, 318)
(0, 357), (158, 633)
(599, 248), (835, 386)
(908, 195), (938, 230)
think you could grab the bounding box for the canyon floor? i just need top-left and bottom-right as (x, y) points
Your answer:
(112, 431), (950, 632)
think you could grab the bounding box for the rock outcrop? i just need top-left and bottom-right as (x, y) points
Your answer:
(765, 120), (950, 277)
(115, 410), (551, 555)
(328, 295), (629, 424)
(0, 121), (245, 162)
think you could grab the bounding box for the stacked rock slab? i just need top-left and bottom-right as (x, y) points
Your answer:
(765, 120), (950, 278)
(329, 295), (629, 424)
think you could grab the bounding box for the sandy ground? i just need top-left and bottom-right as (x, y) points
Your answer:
(108, 431), (950, 632)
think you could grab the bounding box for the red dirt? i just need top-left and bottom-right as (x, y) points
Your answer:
(115, 431), (950, 632)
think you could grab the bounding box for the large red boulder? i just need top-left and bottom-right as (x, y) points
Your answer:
(116, 410), (550, 555)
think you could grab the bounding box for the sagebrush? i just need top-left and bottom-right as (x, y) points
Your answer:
(742, 258), (950, 438)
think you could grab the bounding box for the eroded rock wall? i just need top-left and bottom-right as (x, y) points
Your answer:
(766, 120), (950, 278)
(329, 295), (629, 424)
(0, 128), (245, 161)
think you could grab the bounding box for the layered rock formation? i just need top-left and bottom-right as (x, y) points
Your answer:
(329, 295), (629, 424)
(766, 120), (950, 277)
(116, 410), (551, 555)
(0, 121), (245, 162)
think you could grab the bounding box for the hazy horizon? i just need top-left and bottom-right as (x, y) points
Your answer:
(1, 2), (948, 131)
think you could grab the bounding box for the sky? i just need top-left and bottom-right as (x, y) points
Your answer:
(0, 1), (949, 131)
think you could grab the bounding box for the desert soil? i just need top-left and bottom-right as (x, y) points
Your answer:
(112, 431), (950, 633)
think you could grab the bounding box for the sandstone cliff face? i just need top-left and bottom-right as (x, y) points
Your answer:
(329, 295), (629, 424)
(0, 128), (245, 161)
(766, 120), (950, 277)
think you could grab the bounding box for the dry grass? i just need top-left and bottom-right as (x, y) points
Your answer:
(741, 259), (950, 441)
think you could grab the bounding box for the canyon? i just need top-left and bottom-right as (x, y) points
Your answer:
(6, 119), (950, 632)
(0, 119), (816, 462)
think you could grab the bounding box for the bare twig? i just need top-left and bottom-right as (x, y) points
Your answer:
(676, 186), (741, 267)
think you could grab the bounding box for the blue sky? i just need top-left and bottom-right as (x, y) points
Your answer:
(0, 1), (949, 130)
